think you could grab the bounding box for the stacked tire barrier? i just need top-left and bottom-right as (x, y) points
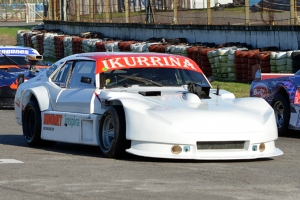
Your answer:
(72, 37), (85, 54)
(43, 33), (57, 58)
(26, 32), (37, 49)
(240, 50), (249, 83)
(105, 42), (120, 52)
(35, 34), (44, 55)
(291, 51), (300, 73)
(63, 36), (73, 57)
(95, 41), (114, 52)
(118, 41), (137, 52)
(247, 50), (260, 82)
(165, 45), (189, 57)
(200, 48), (214, 77)
(270, 51), (293, 73)
(54, 36), (65, 59)
(17, 30), (26, 46)
(82, 39), (101, 53)
(234, 50), (243, 83)
(16, 30), (299, 83)
(131, 42), (152, 52)
(255, 52), (271, 73)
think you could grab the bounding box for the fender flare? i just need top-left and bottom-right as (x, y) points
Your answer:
(21, 86), (51, 113)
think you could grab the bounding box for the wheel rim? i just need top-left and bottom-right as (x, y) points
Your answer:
(25, 108), (36, 140)
(102, 115), (115, 152)
(273, 101), (284, 129)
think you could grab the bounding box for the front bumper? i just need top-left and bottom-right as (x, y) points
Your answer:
(126, 140), (283, 160)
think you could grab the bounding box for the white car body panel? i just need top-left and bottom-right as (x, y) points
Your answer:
(14, 52), (283, 160)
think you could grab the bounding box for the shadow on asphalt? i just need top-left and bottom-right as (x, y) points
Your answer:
(0, 134), (274, 164)
(282, 130), (300, 139)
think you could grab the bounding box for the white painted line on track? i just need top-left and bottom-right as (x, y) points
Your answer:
(0, 159), (23, 164)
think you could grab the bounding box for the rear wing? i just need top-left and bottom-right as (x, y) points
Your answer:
(252, 64), (294, 81)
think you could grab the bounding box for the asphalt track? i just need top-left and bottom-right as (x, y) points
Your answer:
(0, 108), (300, 200)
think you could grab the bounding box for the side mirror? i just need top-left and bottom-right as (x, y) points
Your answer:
(252, 64), (262, 81)
(81, 76), (92, 84)
(46, 62), (52, 66)
(17, 74), (24, 86)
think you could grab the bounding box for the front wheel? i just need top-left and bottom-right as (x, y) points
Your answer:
(99, 106), (126, 158)
(22, 100), (56, 147)
(272, 94), (290, 136)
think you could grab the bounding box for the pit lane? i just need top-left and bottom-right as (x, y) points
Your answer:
(0, 109), (299, 200)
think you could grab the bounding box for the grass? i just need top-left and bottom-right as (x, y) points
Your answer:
(0, 26), (251, 98)
(0, 26), (30, 37)
(211, 81), (250, 98)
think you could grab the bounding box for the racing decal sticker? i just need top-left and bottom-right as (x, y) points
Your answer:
(64, 117), (80, 128)
(94, 92), (102, 103)
(0, 48), (37, 55)
(43, 127), (54, 131)
(43, 114), (63, 126)
(9, 79), (18, 90)
(97, 56), (201, 74)
(252, 83), (268, 99)
(15, 100), (20, 108)
(294, 88), (300, 104)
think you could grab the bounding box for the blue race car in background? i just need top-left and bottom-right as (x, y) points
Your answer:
(0, 46), (50, 108)
(250, 64), (298, 136)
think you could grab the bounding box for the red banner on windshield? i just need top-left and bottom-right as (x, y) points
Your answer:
(95, 55), (202, 74)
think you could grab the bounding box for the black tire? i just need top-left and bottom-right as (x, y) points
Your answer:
(22, 100), (56, 147)
(99, 106), (127, 158)
(271, 94), (290, 136)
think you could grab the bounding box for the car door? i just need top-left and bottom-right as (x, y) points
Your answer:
(41, 60), (98, 144)
(54, 60), (96, 113)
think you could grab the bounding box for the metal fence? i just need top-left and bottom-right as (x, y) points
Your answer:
(1, 0), (299, 25)
(0, 3), (44, 22)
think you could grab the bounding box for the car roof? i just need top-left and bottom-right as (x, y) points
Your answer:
(69, 52), (203, 74)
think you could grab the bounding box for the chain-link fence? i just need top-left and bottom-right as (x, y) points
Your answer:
(1, 0), (299, 25)
(0, 3), (44, 22)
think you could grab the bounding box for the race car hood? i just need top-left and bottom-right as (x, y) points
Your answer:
(99, 87), (276, 139)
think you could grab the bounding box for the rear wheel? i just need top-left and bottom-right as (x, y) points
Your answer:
(272, 94), (290, 136)
(99, 106), (126, 158)
(22, 100), (56, 147)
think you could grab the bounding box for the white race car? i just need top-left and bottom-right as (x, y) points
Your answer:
(14, 52), (283, 160)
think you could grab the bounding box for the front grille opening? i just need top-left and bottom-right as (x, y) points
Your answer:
(197, 141), (245, 150)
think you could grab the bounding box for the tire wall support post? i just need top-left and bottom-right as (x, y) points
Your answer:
(105, 0), (111, 22)
(295, 0), (298, 25)
(53, 0), (57, 20)
(26, 0), (28, 23)
(173, 0), (178, 24)
(245, 0), (250, 25)
(48, 0), (52, 20)
(89, 0), (94, 22)
(125, 0), (129, 23)
(207, 0), (211, 25)
(76, 0), (80, 21)
(290, 0), (295, 25)
(61, 0), (66, 21)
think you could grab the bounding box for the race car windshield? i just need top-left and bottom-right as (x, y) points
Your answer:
(102, 68), (209, 88)
(0, 56), (28, 65)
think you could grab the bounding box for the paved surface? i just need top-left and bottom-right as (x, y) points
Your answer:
(0, 21), (42, 27)
(0, 109), (300, 200)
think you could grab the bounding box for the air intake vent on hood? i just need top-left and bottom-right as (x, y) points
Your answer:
(138, 91), (161, 96)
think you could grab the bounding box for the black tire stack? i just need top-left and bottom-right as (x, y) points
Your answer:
(291, 51), (300, 73)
